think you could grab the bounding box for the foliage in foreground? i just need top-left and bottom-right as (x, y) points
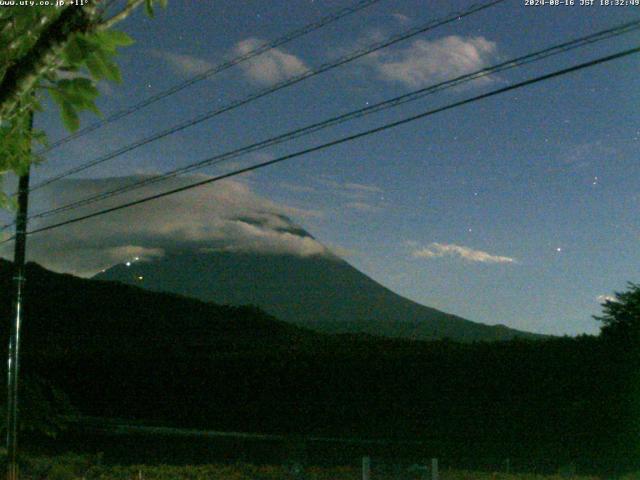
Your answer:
(595, 282), (640, 341)
(0, 0), (167, 207)
(0, 453), (606, 480)
(0, 375), (78, 439)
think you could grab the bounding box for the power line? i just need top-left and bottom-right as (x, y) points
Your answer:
(24, 19), (640, 221)
(39, 0), (384, 154)
(16, 18), (640, 226)
(76, 416), (425, 445)
(28, 0), (505, 193)
(3, 44), (636, 245)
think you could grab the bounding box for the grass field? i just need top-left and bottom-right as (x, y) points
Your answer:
(83, 465), (605, 480)
(8, 453), (614, 480)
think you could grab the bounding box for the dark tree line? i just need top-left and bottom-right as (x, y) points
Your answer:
(0, 260), (638, 475)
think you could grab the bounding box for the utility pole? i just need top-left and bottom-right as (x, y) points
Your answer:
(6, 113), (33, 480)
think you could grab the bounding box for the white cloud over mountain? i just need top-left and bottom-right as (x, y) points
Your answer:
(0, 176), (332, 277)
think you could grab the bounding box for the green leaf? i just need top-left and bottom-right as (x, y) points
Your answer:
(31, 97), (44, 112)
(97, 30), (134, 49)
(85, 54), (108, 81)
(60, 101), (79, 132)
(47, 87), (66, 107)
(94, 49), (121, 83)
(32, 129), (48, 148)
(74, 35), (99, 59)
(145, 0), (155, 17)
(76, 33), (102, 52)
(49, 79), (102, 120)
(0, 190), (17, 211)
(59, 78), (99, 101)
(63, 36), (84, 64)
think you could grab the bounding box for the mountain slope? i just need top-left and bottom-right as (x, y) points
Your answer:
(95, 249), (542, 342)
(0, 259), (327, 362)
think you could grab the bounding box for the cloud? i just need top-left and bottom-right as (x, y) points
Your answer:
(201, 219), (326, 257)
(371, 35), (499, 88)
(313, 177), (385, 212)
(552, 142), (618, 173)
(279, 182), (317, 193)
(152, 50), (213, 76)
(343, 182), (383, 193)
(234, 38), (308, 85)
(0, 176), (338, 277)
(104, 246), (165, 261)
(412, 242), (516, 264)
(324, 243), (359, 258)
(391, 13), (411, 24)
(344, 201), (381, 212)
(597, 294), (617, 304)
(317, 177), (382, 198)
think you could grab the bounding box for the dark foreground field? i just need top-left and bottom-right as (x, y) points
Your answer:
(2, 262), (639, 476)
(3, 452), (613, 480)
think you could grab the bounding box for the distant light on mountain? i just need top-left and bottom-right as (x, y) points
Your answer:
(95, 218), (544, 343)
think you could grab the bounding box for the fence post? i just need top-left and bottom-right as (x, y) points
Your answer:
(431, 458), (438, 480)
(362, 456), (371, 480)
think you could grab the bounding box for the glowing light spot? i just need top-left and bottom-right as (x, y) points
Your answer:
(125, 262), (131, 267)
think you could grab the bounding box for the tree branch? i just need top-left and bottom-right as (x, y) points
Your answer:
(97, 0), (145, 31)
(0, 5), (94, 122)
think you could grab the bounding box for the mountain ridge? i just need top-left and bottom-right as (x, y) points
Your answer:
(95, 248), (545, 342)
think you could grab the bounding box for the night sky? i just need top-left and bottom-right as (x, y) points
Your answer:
(2, 0), (639, 336)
